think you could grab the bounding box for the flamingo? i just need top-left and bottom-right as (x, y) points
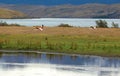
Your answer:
(33, 25), (44, 31)
(90, 26), (96, 30)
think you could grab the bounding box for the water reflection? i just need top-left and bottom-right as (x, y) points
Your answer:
(0, 52), (120, 76)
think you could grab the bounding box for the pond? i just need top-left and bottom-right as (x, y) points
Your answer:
(0, 18), (120, 27)
(0, 51), (120, 76)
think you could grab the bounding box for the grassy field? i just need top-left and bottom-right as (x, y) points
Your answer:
(0, 26), (120, 57)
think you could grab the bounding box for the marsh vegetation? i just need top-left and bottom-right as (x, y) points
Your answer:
(0, 26), (120, 57)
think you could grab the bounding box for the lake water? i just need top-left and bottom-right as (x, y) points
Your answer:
(0, 51), (120, 76)
(0, 18), (120, 27)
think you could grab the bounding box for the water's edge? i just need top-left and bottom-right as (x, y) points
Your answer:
(0, 50), (92, 57)
(0, 50), (119, 58)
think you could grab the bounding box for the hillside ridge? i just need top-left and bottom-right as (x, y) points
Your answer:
(0, 3), (120, 18)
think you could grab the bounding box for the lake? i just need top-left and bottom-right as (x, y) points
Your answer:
(0, 51), (120, 76)
(0, 18), (120, 27)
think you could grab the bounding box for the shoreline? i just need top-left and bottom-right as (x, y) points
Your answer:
(0, 50), (120, 58)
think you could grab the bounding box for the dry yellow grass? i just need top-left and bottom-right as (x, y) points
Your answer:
(0, 26), (120, 37)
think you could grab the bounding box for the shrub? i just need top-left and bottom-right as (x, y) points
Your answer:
(0, 21), (8, 26)
(96, 20), (108, 28)
(58, 23), (73, 27)
(0, 21), (22, 26)
(112, 22), (119, 28)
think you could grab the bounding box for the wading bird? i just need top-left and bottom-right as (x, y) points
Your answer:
(90, 26), (96, 30)
(33, 25), (44, 31)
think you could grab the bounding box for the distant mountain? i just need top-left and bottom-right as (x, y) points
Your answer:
(0, 8), (26, 19)
(0, 0), (120, 5)
(0, 3), (120, 18)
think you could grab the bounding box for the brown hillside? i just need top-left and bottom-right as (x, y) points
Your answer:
(0, 3), (120, 18)
(0, 8), (26, 18)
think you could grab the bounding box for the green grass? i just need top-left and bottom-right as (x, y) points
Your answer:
(0, 33), (120, 57)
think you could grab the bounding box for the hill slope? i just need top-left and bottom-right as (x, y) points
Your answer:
(0, 4), (120, 18)
(0, 8), (26, 18)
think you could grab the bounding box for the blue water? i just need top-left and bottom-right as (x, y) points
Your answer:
(0, 18), (120, 27)
(0, 52), (120, 76)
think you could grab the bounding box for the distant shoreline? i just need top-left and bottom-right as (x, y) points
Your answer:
(0, 18), (120, 19)
(0, 50), (119, 58)
(0, 18), (120, 27)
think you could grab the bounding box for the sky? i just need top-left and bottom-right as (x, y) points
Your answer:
(0, 0), (120, 5)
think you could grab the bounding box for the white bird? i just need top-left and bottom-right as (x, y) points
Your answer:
(34, 25), (44, 31)
(90, 26), (96, 30)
